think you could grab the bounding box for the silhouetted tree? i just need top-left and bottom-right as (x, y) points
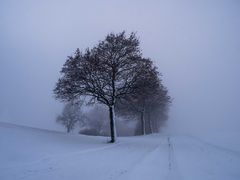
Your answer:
(79, 105), (109, 136)
(144, 83), (171, 134)
(56, 101), (83, 133)
(115, 59), (171, 135)
(54, 32), (151, 143)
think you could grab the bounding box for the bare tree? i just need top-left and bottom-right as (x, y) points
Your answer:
(54, 32), (149, 143)
(79, 105), (109, 136)
(56, 101), (83, 133)
(144, 84), (171, 134)
(115, 59), (171, 135)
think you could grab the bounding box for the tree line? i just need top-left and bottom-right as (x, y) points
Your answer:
(54, 31), (171, 143)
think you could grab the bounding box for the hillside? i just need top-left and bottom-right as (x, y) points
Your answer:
(0, 122), (239, 180)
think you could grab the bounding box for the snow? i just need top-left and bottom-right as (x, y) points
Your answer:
(0, 122), (239, 180)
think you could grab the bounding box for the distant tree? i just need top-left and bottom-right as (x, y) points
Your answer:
(115, 59), (171, 135)
(144, 83), (171, 134)
(56, 101), (83, 133)
(80, 104), (137, 137)
(79, 105), (109, 136)
(54, 32), (151, 143)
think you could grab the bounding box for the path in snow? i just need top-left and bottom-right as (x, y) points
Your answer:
(167, 137), (182, 180)
(0, 122), (239, 180)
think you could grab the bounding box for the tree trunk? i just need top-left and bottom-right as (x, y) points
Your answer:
(109, 106), (117, 143)
(67, 127), (70, 133)
(148, 113), (153, 134)
(141, 111), (146, 135)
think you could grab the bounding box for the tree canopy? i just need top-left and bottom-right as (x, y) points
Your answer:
(54, 31), (171, 142)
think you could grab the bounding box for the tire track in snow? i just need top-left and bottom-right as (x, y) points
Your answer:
(114, 142), (167, 180)
(167, 137), (183, 180)
(113, 144), (161, 180)
(168, 137), (172, 170)
(115, 137), (179, 180)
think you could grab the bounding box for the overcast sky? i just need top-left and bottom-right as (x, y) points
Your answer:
(0, 0), (239, 134)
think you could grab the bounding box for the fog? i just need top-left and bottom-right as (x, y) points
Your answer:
(0, 0), (239, 134)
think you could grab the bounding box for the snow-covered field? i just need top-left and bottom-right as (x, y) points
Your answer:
(0, 122), (239, 180)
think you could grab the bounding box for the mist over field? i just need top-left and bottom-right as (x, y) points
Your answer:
(1, 1), (240, 180)
(0, 0), (239, 135)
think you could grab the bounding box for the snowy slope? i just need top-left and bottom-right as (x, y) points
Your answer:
(0, 122), (239, 180)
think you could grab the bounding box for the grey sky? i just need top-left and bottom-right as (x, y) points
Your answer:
(0, 0), (239, 133)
